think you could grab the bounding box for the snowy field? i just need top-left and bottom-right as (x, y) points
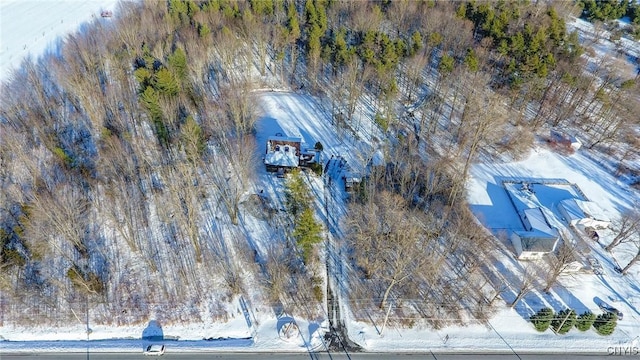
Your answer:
(0, 0), (119, 82)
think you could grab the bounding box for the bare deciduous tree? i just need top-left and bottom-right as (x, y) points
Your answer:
(543, 241), (578, 293)
(621, 240), (640, 275)
(510, 265), (538, 308)
(605, 209), (640, 252)
(26, 184), (90, 257)
(162, 161), (204, 263)
(448, 88), (508, 206)
(346, 191), (438, 310)
(221, 81), (258, 136)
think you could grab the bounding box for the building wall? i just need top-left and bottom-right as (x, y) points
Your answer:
(511, 233), (524, 259)
(511, 233), (550, 260)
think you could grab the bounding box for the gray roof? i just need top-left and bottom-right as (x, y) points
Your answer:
(515, 230), (558, 252)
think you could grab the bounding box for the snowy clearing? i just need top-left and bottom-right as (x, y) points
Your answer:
(0, 0), (120, 82)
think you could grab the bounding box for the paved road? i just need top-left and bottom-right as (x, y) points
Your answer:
(0, 352), (612, 359)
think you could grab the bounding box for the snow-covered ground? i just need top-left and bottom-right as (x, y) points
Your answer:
(0, 0), (119, 82)
(1, 95), (639, 355)
(567, 16), (640, 80)
(341, 145), (640, 353)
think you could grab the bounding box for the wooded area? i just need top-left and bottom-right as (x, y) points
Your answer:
(0, 0), (638, 330)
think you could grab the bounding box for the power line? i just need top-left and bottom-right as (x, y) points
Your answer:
(487, 319), (522, 360)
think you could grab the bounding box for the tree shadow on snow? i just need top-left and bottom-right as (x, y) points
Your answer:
(490, 258), (547, 320)
(255, 116), (286, 148)
(542, 285), (588, 314)
(550, 284), (589, 313)
(307, 322), (319, 344)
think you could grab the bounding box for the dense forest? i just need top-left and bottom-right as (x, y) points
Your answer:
(0, 0), (638, 332)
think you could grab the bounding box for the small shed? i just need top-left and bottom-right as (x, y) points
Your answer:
(342, 169), (362, 192)
(550, 129), (582, 150)
(558, 198), (610, 229)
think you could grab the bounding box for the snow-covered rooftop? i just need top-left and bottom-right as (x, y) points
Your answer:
(522, 208), (556, 237)
(264, 147), (299, 167)
(264, 137), (300, 167)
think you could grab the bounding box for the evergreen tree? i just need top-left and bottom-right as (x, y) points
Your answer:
(185, 0), (199, 19)
(287, 2), (301, 41)
(464, 48), (479, 72)
(285, 170), (312, 216)
(333, 28), (351, 67)
(530, 307), (554, 332)
(168, 0), (189, 24)
(359, 30), (378, 66)
(593, 312), (617, 335)
(134, 67), (152, 88)
(292, 207), (323, 263)
(304, 0), (318, 28)
(198, 22), (211, 38)
(581, 0), (628, 21)
(551, 309), (576, 334)
(456, 3), (467, 18)
(249, 0), (273, 15)
(575, 311), (596, 331)
(153, 67), (180, 96)
(168, 47), (188, 82)
(439, 54), (455, 75)
(140, 86), (163, 120)
(181, 115), (206, 163)
(140, 86), (169, 146)
(410, 31), (423, 56)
